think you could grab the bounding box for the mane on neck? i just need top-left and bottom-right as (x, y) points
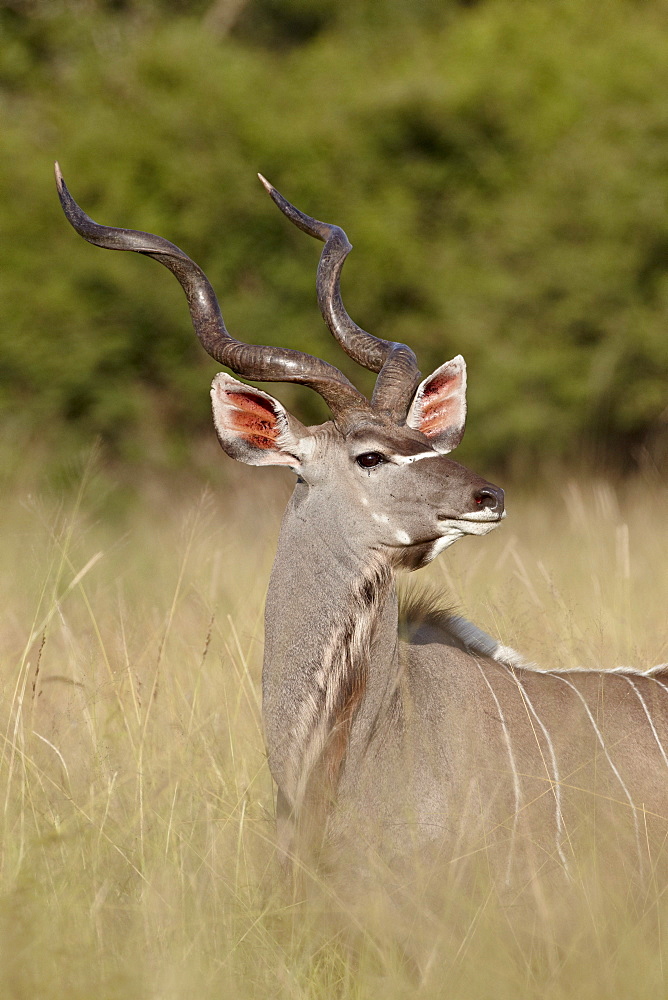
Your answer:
(288, 558), (393, 815)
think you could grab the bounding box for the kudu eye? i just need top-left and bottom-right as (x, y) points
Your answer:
(356, 452), (385, 469)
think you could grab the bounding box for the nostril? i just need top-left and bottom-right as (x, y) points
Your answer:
(474, 486), (505, 513)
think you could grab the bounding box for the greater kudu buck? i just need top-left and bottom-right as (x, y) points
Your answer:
(56, 165), (667, 887)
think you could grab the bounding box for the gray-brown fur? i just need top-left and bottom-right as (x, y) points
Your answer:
(57, 170), (668, 888)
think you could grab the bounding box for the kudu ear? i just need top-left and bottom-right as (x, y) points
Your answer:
(406, 355), (467, 454)
(211, 373), (310, 469)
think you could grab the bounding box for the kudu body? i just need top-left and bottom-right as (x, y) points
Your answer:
(57, 167), (668, 886)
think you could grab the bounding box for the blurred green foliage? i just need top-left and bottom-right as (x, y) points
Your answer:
(1, 0), (667, 473)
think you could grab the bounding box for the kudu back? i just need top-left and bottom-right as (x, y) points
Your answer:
(56, 166), (668, 890)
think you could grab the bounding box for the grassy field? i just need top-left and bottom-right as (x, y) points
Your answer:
(1, 450), (666, 998)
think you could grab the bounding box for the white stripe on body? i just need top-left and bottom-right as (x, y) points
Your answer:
(507, 669), (571, 873)
(553, 674), (642, 868)
(622, 675), (668, 769)
(475, 661), (521, 882)
(646, 674), (668, 696)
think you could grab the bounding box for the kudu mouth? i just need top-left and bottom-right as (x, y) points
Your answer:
(441, 511), (506, 523)
(390, 504), (506, 557)
(436, 482), (505, 528)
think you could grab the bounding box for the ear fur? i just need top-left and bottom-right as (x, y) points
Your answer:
(210, 373), (309, 469)
(406, 355), (467, 454)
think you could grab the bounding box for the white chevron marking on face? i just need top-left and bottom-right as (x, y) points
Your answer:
(389, 452), (440, 465)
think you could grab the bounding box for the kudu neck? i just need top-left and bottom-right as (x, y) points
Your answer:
(262, 479), (399, 805)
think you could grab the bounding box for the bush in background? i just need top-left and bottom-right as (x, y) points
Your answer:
(1, 0), (667, 475)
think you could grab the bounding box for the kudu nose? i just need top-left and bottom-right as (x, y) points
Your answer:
(474, 485), (505, 514)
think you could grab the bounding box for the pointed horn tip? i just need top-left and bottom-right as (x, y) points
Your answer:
(257, 172), (275, 195)
(54, 161), (64, 191)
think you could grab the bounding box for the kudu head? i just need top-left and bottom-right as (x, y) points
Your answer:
(55, 165), (504, 571)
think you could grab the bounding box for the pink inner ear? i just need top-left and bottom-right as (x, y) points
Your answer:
(419, 370), (462, 437)
(227, 391), (283, 450)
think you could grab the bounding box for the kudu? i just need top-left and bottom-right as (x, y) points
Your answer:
(56, 165), (668, 889)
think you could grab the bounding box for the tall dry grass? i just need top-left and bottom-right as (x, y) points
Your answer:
(1, 452), (666, 998)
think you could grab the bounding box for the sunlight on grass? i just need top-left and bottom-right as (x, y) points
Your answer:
(0, 455), (666, 997)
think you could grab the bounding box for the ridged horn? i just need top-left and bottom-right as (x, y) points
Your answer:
(258, 174), (422, 419)
(55, 163), (371, 423)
